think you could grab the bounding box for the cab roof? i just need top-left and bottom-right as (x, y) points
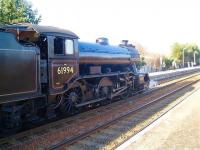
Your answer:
(1, 23), (79, 38)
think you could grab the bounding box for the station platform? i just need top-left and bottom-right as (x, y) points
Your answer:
(117, 86), (200, 150)
(149, 66), (200, 81)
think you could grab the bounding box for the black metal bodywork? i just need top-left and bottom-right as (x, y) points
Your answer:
(0, 24), (149, 133)
(0, 32), (41, 104)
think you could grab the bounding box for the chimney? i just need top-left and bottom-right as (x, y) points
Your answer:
(96, 37), (109, 45)
(121, 40), (128, 46)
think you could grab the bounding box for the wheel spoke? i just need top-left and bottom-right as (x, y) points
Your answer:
(66, 102), (72, 112)
(66, 100), (73, 112)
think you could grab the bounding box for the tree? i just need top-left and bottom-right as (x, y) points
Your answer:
(171, 42), (200, 66)
(134, 42), (147, 67)
(136, 56), (146, 69)
(185, 44), (200, 63)
(0, 0), (41, 25)
(171, 43), (184, 63)
(163, 57), (173, 70)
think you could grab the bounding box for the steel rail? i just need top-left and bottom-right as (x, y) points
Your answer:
(46, 74), (200, 150)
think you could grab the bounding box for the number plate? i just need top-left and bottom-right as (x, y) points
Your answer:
(57, 64), (74, 74)
(51, 60), (77, 89)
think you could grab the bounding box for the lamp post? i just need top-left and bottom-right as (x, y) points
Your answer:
(193, 51), (196, 66)
(182, 48), (186, 68)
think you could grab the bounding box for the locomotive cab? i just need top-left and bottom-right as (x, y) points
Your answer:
(1, 24), (79, 95)
(46, 36), (79, 94)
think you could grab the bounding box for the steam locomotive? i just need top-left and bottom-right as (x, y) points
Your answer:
(0, 24), (149, 132)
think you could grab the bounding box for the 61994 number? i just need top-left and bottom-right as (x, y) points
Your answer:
(57, 66), (74, 74)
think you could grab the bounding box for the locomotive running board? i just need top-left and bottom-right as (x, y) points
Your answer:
(75, 86), (128, 108)
(75, 97), (106, 107)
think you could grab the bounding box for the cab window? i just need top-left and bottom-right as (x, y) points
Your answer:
(54, 37), (74, 55)
(65, 39), (74, 55)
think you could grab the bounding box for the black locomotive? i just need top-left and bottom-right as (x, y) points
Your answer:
(0, 24), (149, 132)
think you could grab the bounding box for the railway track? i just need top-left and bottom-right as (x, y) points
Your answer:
(48, 73), (200, 150)
(0, 73), (200, 150)
(66, 78), (200, 150)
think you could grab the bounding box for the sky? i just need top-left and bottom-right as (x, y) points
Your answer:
(30, 0), (200, 55)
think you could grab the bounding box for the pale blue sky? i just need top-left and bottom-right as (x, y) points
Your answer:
(30, 0), (200, 55)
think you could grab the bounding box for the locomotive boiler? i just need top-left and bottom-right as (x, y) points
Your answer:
(0, 24), (149, 132)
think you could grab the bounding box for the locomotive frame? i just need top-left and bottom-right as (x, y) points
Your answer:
(0, 24), (149, 132)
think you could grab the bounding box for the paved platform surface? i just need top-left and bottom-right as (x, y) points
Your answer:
(117, 87), (200, 150)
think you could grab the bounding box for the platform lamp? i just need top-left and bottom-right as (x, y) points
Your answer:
(182, 48), (186, 67)
(193, 50), (197, 66)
